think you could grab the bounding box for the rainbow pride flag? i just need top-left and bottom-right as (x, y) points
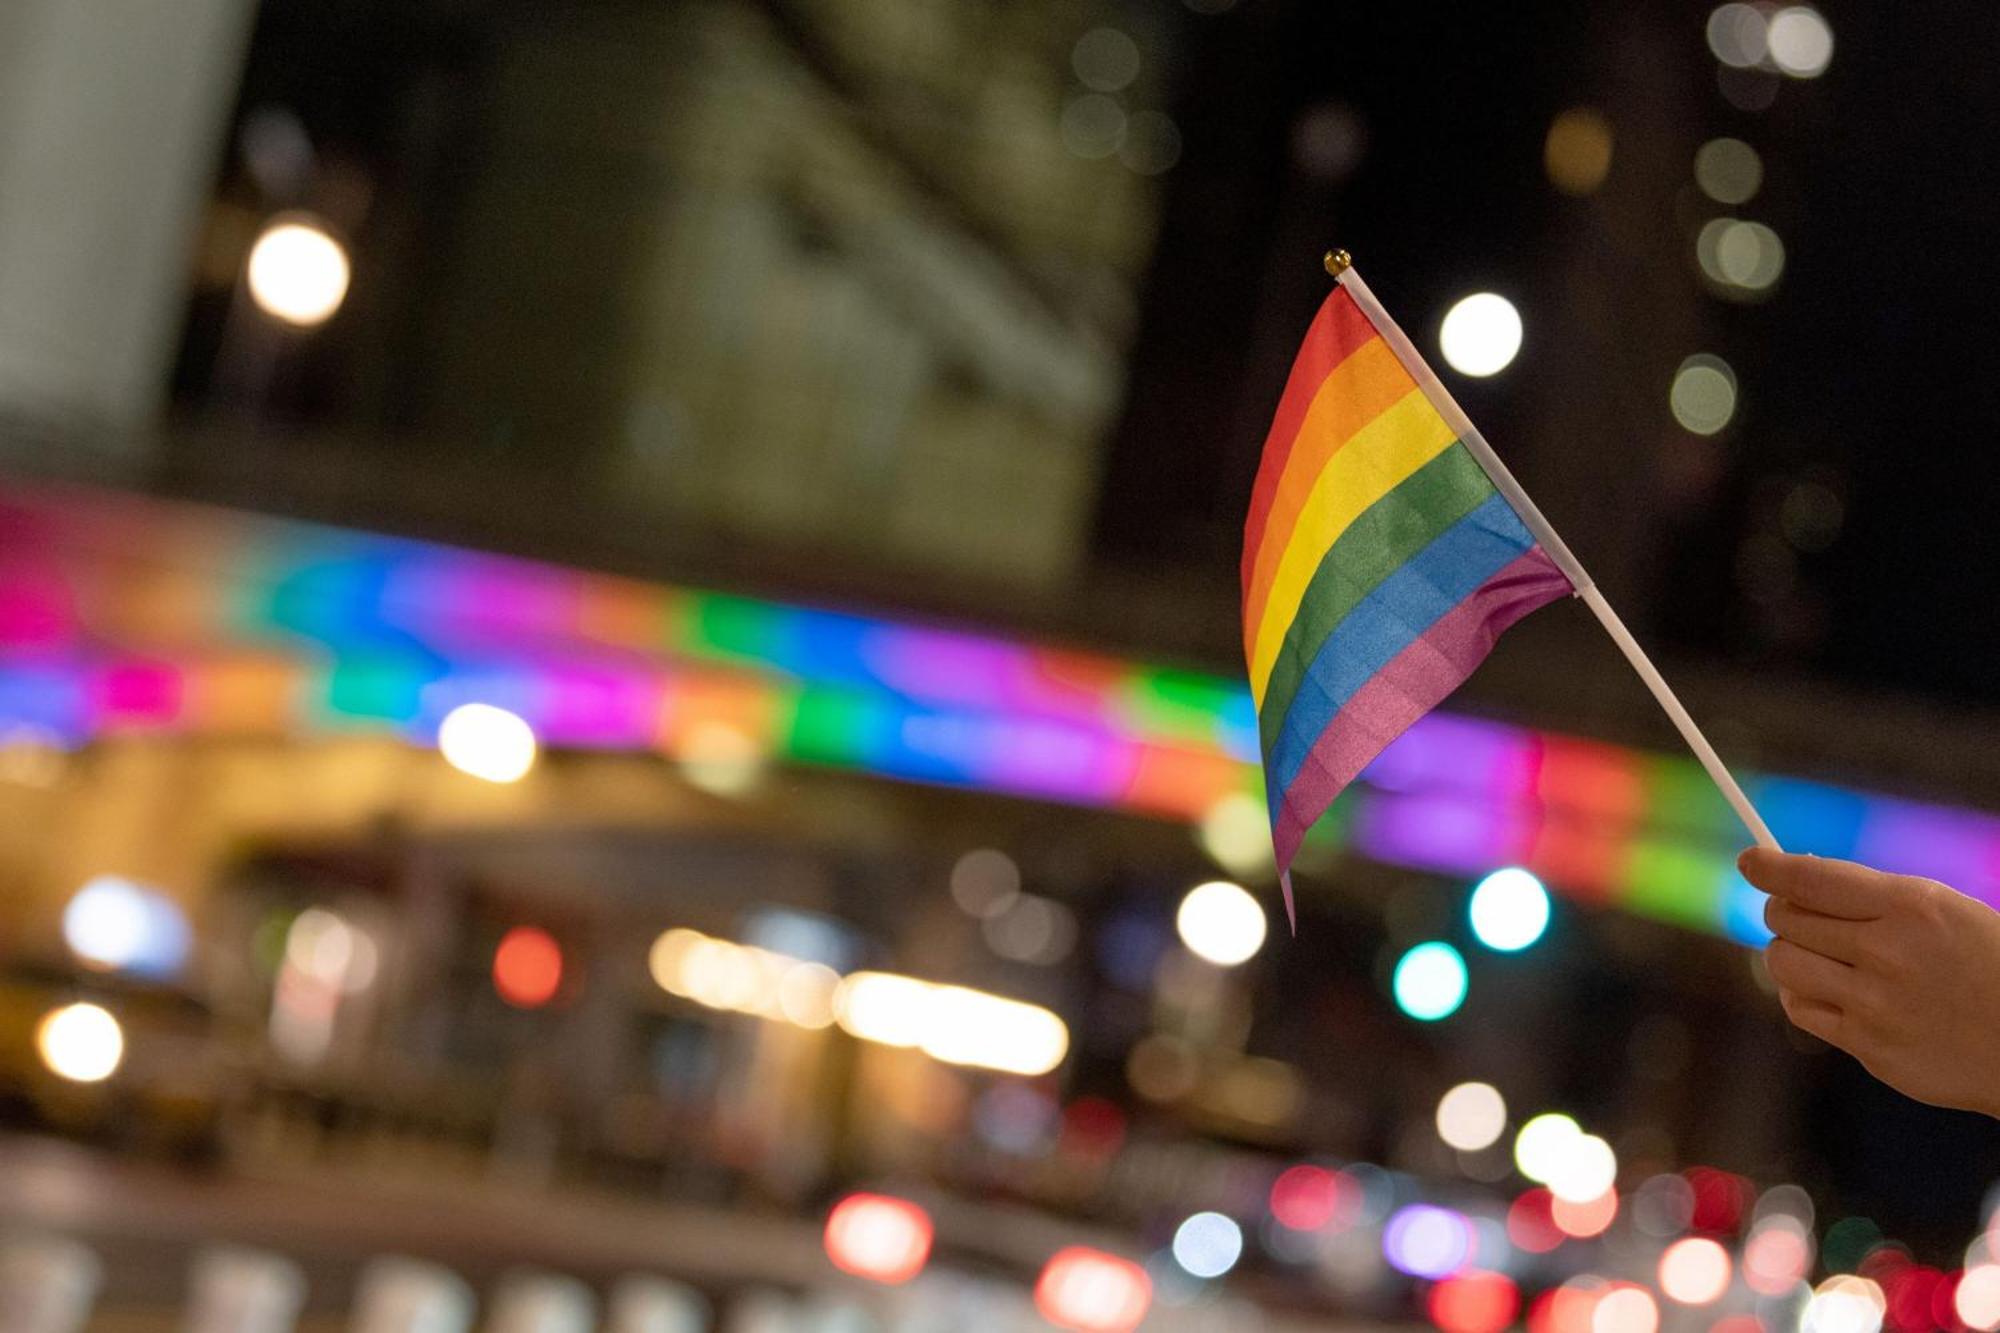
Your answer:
(1244, 273), (1577, 924)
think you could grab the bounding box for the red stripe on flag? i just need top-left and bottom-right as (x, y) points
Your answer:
(1239, 288), (1381, 597)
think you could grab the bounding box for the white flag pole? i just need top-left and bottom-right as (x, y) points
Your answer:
(1324, 251), (1781, 852)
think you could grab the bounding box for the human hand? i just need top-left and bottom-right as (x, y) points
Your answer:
(1740, 847), (2000, 1119)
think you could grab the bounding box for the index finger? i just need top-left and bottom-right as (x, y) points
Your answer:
(1738, 849), (1902, 920)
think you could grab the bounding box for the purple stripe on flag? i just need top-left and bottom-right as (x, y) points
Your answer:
(1272, 548), (1570, 874)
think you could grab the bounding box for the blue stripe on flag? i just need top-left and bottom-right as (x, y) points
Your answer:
(1266, 492), (1535, 795)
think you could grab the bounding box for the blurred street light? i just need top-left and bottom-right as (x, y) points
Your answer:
(438, 703), (537, 783)
(35, 1003), (124, 1083)
(1439, 294), (1523, 377)
(245, 214), (350, 328)
(823, 1194), (932, 1285)
(1170, 1212), (1244, 1279)
(492, 926), (563, 1008)
(1467, 868), (1551, 951)
(1436, 1081), (1508, 1151)
(1175, 880), (1266, 966)
(1035, 1248), (1152, 1333)
(1392, 941), (1468, 1020)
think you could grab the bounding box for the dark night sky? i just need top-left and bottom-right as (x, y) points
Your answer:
(1096, 0), (2000, 709)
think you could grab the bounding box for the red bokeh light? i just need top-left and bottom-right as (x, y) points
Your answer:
(1685, 1168), (1751, 1234)
(1509, 1188), (1566, 1254)
(1933, 1270), (1965, 1332)
(823, 1193), (933, 1285)
(1431, 1271), (1521, 1333)
(492, 926), (563, 1008)
(1887, 1265), (1945, 1332)
(1271, 1165), (1351, 1231)
(1035, 1247), (1152, 1333)
(1061, 1097), (1128, 1158)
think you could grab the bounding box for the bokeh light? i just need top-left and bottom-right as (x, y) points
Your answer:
(1804, 1277), (1886, 1333)
(1661, 1238), (1734, 1305)
(1687, 1168), (1753, 1232)
(35, 1002), (124, 1083)
(492, 926), (563, 1008)
(1439, 294), (1524, 378)
(246, 215), (351, 327)
(1515, 1113), (1583, 1182)
(1197, 793), (1275, 876)
(1036, 1247), (1152, 1333)
(1545, 109), (1614, 196)
(1548, 1134), (1618, 1205)
(1437, 1081), (1509, 1151)
(1171, 1212), (1243, 1279)
(437, 703), (537, 783)
(835, 972), (1070, 1076)
(1061, 94), (1126, 159)
(1706, 4), (1769, 68)
(285, 908), (377, 993)
(1468, 868), (1551, 951)
(1768, 7), (1833, 77)
(1956, 1267), (2000, 1331)
(823, 1193), (932, 1285)
(1433, 1271), (1522, 1333)
(1071, 27), (1140, 92)
(1594, 1285), (1660, 1333)
(1393, 941), (1468, 1021)
(1671, 355), (1738, 435)
(1176, 880), (1267, 966)
(1508, 1188), (1565, 1254)
(1270, 1165), (1348, 1231)
(1698, 219), (1785, 297)
(1384, 1203), (1474, 1279)
(1746, 1220), (1815, 1294)
(1539, 1278), (1609, 1333)
(1695, 138), (1763, 204)
(62, 875), (191, 977)
(1634, 1173), (1696, 1238)
(949, 848), (1020, 918)
(1553, 1189), (1619, 1239)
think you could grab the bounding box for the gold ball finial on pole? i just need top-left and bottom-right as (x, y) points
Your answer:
(1322, 249), (1352, 278)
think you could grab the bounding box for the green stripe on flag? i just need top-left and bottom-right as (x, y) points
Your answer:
(1258, 444), (1497, 754)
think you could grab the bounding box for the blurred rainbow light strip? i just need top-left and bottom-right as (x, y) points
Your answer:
(3, 484), (1997, 943)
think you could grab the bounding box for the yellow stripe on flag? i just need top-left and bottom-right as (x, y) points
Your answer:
(1248, 387), (1459, 703)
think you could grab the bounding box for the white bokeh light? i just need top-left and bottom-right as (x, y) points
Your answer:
(1660, 1238), (1733, 1305)
(1548, 1133), (1618, 1204)
(1514, 1112), (1583, 1183)
(1956, 1266), (2000, 1331)
(437, 703), (537, 783)
(1176, 880), (1267, 966)
(1768, 7), (1834, 78)
(1804, 1277), (1885, 1333)
(246, 216), (351, 328)
(1436, 1081), (1508, 1151)
(1171, 1212), (1244, 1279)
(36, 1003), (125, 1083)
(1467, 867), (1551, 951)
(1439, 293), (1523, 377)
